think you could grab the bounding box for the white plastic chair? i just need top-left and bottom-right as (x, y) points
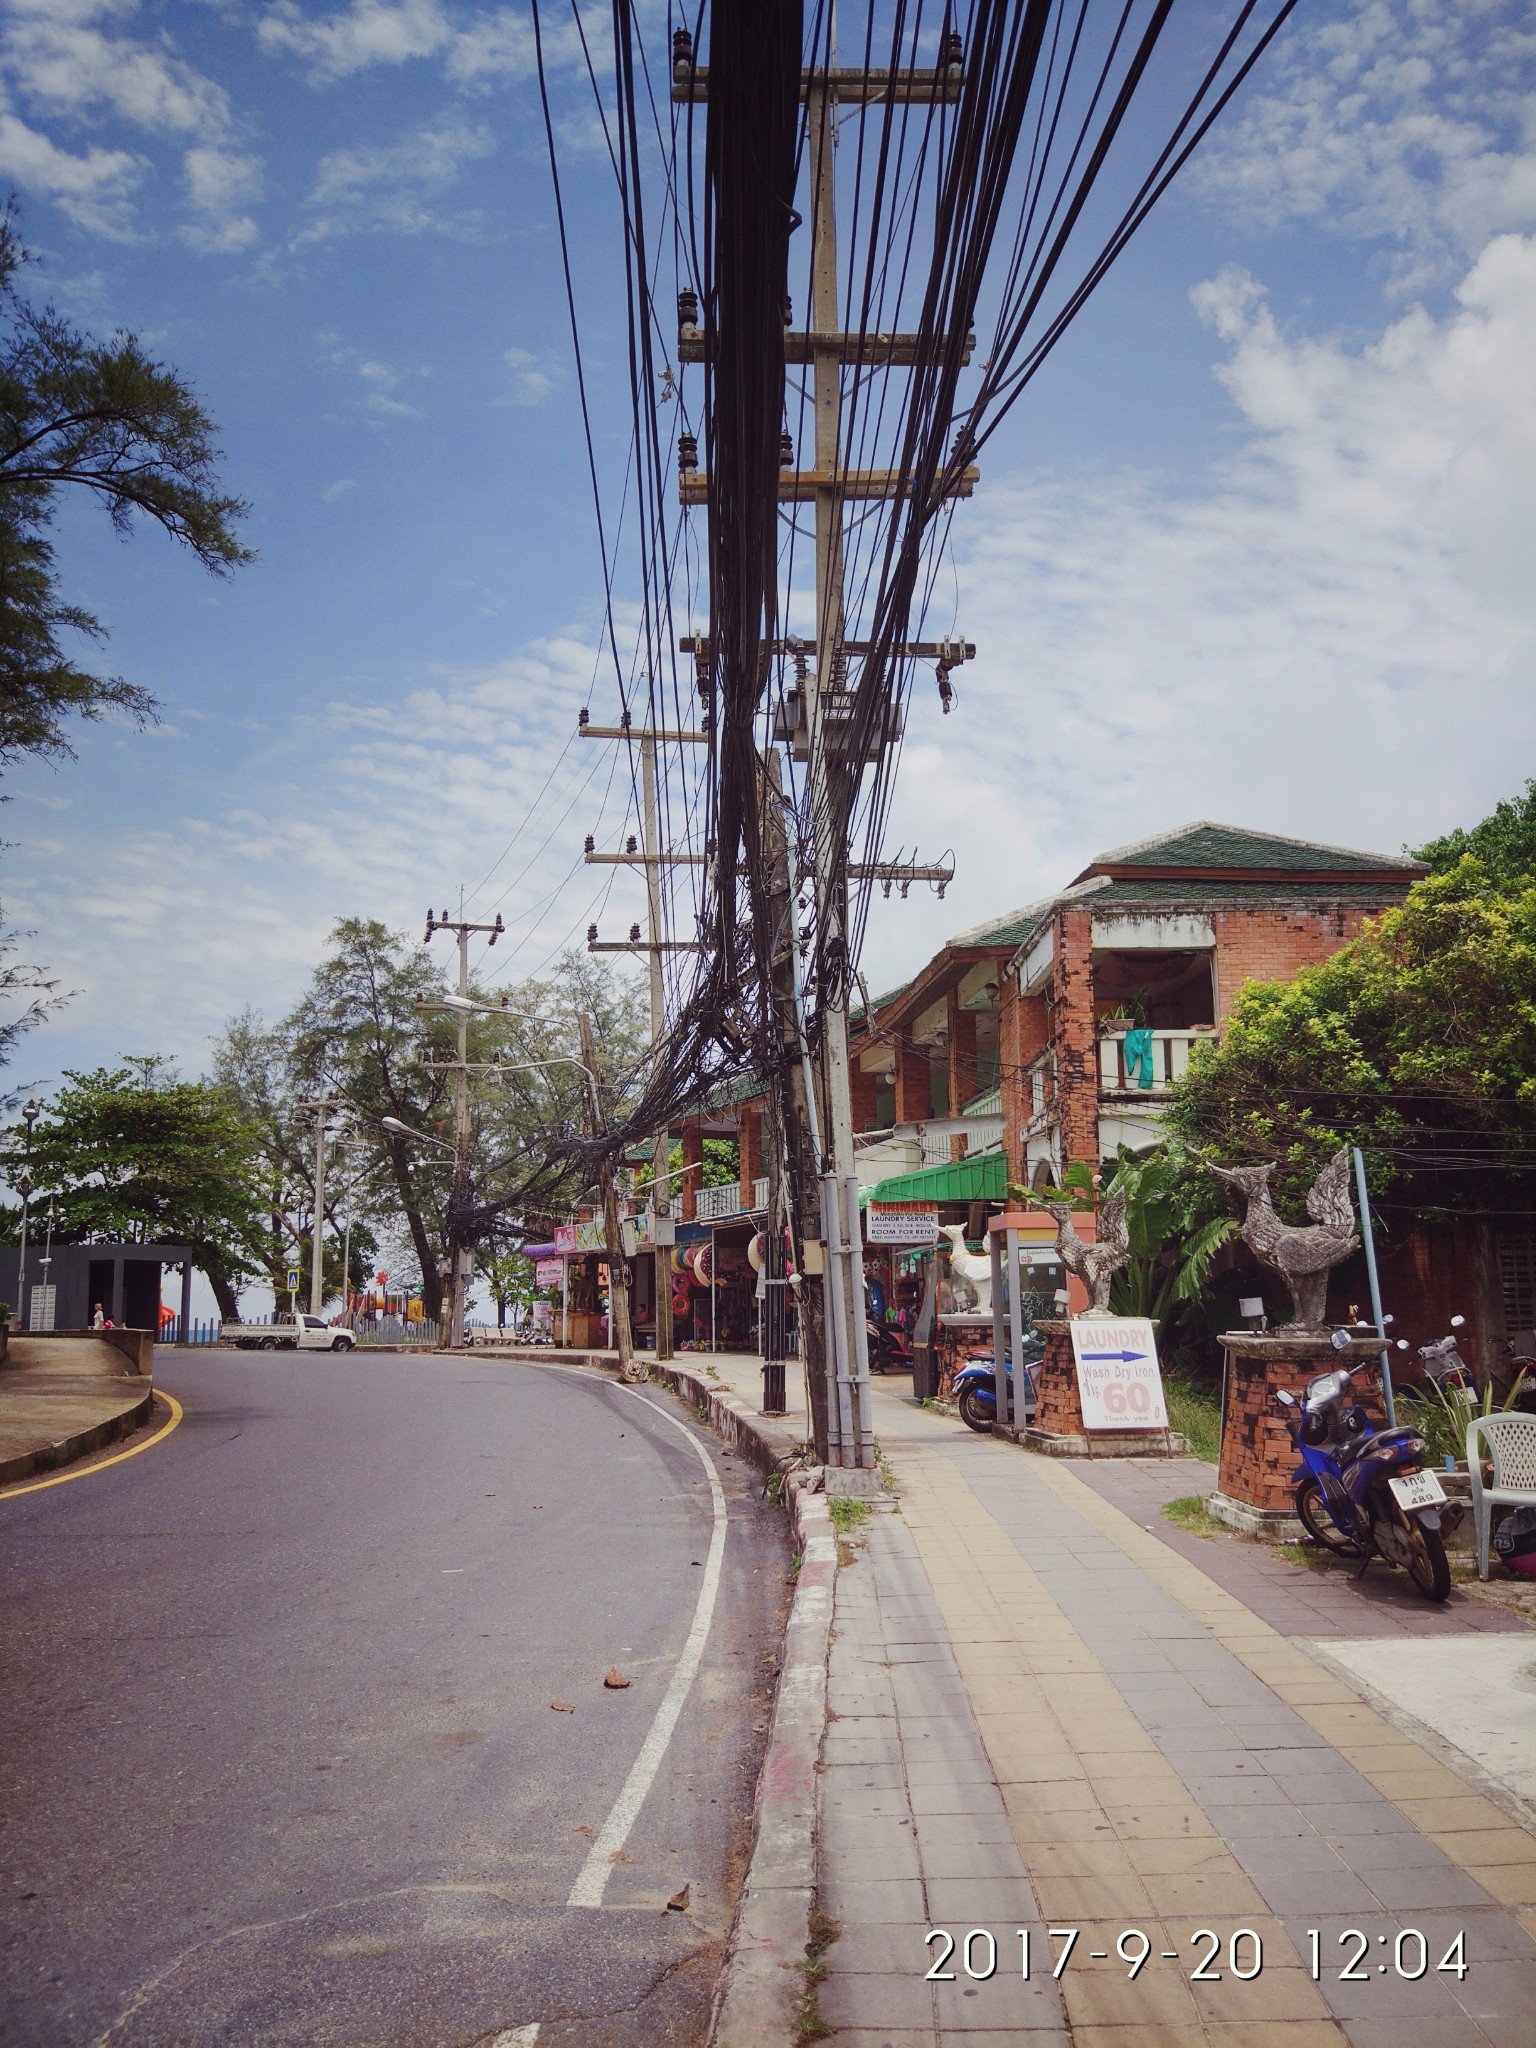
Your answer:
(1466, 1412), (1536, 1579)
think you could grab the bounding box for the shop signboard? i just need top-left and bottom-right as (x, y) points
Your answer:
(1068, 1317), (1168, 1430)
(534, 1259), (563, 1288)
(555, 1219), (607, 1254)
(867, 1204), (940, 1246)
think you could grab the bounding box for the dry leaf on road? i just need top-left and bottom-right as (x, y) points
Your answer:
(666, 1884), (690, 1912)
(549, 1701), (575, 1713)
(604, 1669), (631, 1689)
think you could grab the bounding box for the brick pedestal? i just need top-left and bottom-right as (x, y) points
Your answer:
(1014, 1322), (1188, 1459)
(1209, 1331), (1384, 1536)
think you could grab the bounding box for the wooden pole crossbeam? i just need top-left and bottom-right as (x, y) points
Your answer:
(584, 851), (707, 865)
(672, 65), (963, 105)
(586, 939), (704, 954)
(577, 723), (710, 743)
(678, 328), (974, 366)
(679, 635), (974, 662)
(679, 464), (978, 505)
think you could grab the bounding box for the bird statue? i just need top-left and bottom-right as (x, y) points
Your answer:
(1207, 1149), (1358, 1332)
(1041, 1191), (1130, 1317)
(938, 1223), (992, 1315)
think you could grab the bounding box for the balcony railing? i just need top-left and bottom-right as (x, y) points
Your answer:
(693, 1176), (770, 1221)
(1097, 1028), (1215, 1094)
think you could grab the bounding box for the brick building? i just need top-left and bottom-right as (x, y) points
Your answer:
(996, 821), (1425, 1187)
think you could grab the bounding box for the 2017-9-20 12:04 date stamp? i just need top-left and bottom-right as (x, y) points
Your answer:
(924, 1925), (1471, 1984)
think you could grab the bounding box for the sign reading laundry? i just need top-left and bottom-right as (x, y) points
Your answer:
(866, 1205), (940, 1245)
(1069, 1316), (1168, 1430)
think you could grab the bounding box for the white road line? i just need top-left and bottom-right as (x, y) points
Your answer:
(567, 1385), (728, 1909)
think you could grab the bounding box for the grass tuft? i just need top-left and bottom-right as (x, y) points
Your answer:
(1161, 1493), (1228, 1538)
(827, 1495), (869, 1537)
(1162, 1375), (1222, 1463)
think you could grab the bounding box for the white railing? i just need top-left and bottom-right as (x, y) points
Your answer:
(1097, 1028), (1216, 1094)
(920, 1134), (954, 1168)
(693, 1177), (770, 1221)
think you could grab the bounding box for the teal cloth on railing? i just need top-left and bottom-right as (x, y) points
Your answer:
(1123, 1027), (1156, 1089)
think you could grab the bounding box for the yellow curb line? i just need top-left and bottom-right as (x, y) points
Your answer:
(0, 1390), (184, 1500)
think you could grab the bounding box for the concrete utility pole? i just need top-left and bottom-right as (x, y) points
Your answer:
(581, 711), (709, 1363)
(578, 1009), (640, 1381)
(672, 36), (968, 1467)
(424, 907), (506, 1347)
(296, 1094), (343, 1315)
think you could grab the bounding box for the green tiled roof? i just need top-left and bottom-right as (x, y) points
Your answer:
(868, 1150), (1008, 1204)
(1083, 821), (1423, 875)
(1088, 878), (1414, 908)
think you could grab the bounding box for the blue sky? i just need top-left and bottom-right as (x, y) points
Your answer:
(1, 0), (1533, 1100)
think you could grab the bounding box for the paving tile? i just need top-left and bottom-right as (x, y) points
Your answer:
(819, 1875), (932, 1923)
(924, 1876), (1042, 1923)
(1331, 2021), (1492, 2048)
(821, 1920), (935, 1974)
(1246, 1867), (1385, 1914)
(908, 1778), (1018, 1817)
(818, 1971), (937, 2028)
(918, 1838), (1032, 1882)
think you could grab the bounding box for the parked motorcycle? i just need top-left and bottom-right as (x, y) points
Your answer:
(1275, 1343), (1462, 1602)
(953, 1339), (1041, 1433)
(867, 1318), (914, 1374)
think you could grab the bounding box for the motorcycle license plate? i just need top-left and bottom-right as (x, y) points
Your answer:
(1389, 1468), (1448, 1510)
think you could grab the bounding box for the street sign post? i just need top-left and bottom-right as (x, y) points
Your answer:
(1068, 1316), (1168, 1430)
(285, 1267), (301, 1294)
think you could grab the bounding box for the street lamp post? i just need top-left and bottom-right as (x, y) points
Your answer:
(15, 1096), (39, 1330)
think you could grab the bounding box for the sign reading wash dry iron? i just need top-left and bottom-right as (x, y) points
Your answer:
(1068, 1316), (1168, 1430)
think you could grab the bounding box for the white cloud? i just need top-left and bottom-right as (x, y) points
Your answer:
(1194, 0), (1536, 284)
(0, 109), (142, 236)
(258, 0), (452, 80)
(860, 233), (1536, 986)
(502, 345), (556, 406)
(178, 144), (261, 252)
(2, 4), (232, 140)
(321, 476), (356, 501)
(328, 347), (427, 424)
(295, 114), (495, 245)
(4, 634), (647, 1076)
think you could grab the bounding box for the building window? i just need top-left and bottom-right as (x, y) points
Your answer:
(1497, 1229), (1536, 1334)
(874, 1082), (895, 1128)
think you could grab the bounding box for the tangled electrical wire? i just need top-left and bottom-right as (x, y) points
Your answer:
(532, 0), (1301, 1178)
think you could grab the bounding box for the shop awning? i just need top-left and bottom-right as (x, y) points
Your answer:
(866, 1149), (1009, 1205)
(522, 1242), (560, 1260)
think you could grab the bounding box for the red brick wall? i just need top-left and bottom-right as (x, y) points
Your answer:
(895, 1040), (930, 1125)
(849, 1062), (881, 1132)
(1217, 1339), (1385, 1511)
(948, 995), (978, 1114)
(1211, 902), (1388, 1024)
(679, 1126), (703, 1221)
(1053, 910), (1099, 1170)
(738, 1109), (763, 1209)
(1034, 1328), (1086, 1435)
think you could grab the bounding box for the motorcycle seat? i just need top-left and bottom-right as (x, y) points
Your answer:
(1338, 1424), (1420, 1466)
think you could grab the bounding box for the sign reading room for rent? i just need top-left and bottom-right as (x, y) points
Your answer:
(1068, 1316), (1168, 1430)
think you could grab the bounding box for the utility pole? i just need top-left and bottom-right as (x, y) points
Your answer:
(425, 906), (505, 1347)
(296, 1097), (342, 1315)
(578, 1009), (640, 1381)
(581, 709), (709, 1362)
(673, 32), (969, 1468)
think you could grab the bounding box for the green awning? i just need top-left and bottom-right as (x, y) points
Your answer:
(867, 1149), (1008, 1205)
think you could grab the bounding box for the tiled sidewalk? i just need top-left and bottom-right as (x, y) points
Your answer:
(809, 1381), (1536, 2047)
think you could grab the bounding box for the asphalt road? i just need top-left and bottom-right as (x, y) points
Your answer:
(0, 1350), (789, 2048)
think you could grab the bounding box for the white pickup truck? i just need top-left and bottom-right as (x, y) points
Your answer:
(226, 1314), (357, 1353)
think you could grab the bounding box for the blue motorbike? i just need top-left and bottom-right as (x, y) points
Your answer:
(953, 1340), (1041, 1434)
(1275, 1347), (1461, 1602)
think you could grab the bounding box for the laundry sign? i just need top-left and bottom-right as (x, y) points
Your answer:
(866, 1204), (940, 1245)
(1068, 1316), (1168, 1430)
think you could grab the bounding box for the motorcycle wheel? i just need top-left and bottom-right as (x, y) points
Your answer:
(957, 1387), (993, 1434)
(1295, 1476), (1363, 1557)
(1403, 1514), (1452, 1602)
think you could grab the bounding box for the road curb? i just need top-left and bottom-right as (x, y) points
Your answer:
(0, 1381), (154, 1487)
(469, 1345), (835, 2043)
(637, 1362), (833, 2048)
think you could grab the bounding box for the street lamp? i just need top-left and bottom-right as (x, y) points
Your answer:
(15, 1096), (39, 1331)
